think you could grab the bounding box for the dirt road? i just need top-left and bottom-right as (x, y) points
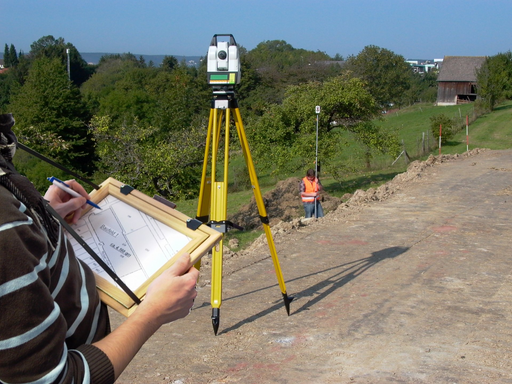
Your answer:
(112, 149), (512, 384)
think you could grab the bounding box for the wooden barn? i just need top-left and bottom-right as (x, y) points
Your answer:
(436, 56), (486, 105)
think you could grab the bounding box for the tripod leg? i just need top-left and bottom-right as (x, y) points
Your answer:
(196, 109), (215, 224)
(209, 108), (230, 335)
(210, 181), (226, 335)
(232, 107), (293, 315)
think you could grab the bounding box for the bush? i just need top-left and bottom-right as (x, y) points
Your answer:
(430, 114), (459, 144)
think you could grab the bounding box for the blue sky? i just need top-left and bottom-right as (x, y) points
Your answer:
(2, 0), (511, 60)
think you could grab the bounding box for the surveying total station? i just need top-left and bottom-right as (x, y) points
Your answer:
(196, 34), (293, 335)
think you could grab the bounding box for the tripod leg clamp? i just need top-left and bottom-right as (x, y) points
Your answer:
(259, 215), (270, 225)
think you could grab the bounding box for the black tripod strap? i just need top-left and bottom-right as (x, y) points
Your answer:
(17, 142), (101, 191)
(44, 202), (141, 305)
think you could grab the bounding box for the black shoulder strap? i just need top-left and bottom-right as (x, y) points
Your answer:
(17, 142), (101, 191)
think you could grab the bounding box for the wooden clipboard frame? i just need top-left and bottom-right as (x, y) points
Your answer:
(73, 177), (221, 317)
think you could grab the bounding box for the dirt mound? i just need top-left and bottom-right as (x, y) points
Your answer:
(333, 149), (487, 209)
(229, 177), (342, 230)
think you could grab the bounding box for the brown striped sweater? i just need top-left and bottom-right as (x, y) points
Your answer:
(0, 115), (114, 384)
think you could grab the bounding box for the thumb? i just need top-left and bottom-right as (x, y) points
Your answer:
(168, 253), (194, 277)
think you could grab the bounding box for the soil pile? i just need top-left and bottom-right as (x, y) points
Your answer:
(228, 177), (343, 230)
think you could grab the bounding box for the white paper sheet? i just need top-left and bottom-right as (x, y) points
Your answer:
(68, 195), (191, 291)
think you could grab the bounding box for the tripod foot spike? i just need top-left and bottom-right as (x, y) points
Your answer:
(282, 293), (294, 316)
(211, 308), (220, 335)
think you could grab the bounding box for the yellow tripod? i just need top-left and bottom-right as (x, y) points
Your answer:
(195, 92), (293, 335)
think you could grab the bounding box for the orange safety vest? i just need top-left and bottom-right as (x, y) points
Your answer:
(301, 177), (320, 203)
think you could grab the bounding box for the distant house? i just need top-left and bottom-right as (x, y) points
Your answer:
(406, 59), (440, 74)
(436, 56), (486, 105)
(0, 59), (8, 75)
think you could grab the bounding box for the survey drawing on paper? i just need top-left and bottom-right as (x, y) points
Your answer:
(69, 195), (191, 291)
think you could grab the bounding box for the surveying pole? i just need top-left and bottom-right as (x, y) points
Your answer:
(314, 106), (320, 218)
(196, 34), (293, 335)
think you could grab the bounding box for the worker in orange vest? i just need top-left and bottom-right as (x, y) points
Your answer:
(299, 168), (324, 218)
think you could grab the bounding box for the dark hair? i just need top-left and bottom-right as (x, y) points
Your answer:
(306, 168), (315, 177)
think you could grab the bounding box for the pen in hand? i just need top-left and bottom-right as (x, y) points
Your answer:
(47, 176), (102, 210)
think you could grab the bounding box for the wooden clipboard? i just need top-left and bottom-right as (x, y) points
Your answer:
(68, 177), (221, 317)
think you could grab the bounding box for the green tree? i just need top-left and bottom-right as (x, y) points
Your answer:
(248, 74), (399, 175)
(9, 56), (94, 175)
(476, 51), (512, 111)
(81, 56), (210, 198)
(90, 115), (206, 199)
(161, 55), (179, 71)
(398, 69), (439, 106)
(3, 44), (9, 67)
(29, 35), (94, 86)
(9, 44), (19, 67)
(82, 61), (209, 131)
(345, 45), (413, 108)
(81, 53), (144, 113)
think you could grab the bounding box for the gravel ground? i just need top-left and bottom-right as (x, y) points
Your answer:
(112, 148), (512, 384)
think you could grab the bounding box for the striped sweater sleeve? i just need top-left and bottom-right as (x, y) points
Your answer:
(0, 185), (114, 384)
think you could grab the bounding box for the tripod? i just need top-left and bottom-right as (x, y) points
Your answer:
(195, 91), (293, 335)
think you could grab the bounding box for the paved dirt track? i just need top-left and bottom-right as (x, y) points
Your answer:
(112, 149), (512, 384)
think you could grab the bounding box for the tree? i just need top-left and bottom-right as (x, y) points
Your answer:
(82, 61), (209, 132)
(9, 56), (94, 175)
(2, 44), (19, 68)
(345, 45), (413, 108)
(241, 40), (342, 114)
(405, 70), (438, 104)
(9, 44), (19, 67)
(161, 55), (178, 71)
(29, 35), (94, 86)
(81, 53), (150, 115)
(90, 115), (206, 199)
(247, 74), (400, 175)
(476, 51), (512, 111)
(81, 58), (211, 198)
(3, 44), (9, 67)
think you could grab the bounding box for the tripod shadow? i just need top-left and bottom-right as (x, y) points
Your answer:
(218, 246), (408, 335)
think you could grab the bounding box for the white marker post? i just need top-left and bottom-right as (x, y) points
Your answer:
(439, 124), (442, 155)
(466, 115), (469, 152)
(315, 105), (320, 218)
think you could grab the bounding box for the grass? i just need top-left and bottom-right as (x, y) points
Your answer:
(174, 100), (512, 250)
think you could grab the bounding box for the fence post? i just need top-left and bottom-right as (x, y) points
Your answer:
(439, 124), (442, 155)
(466, 115), (469, 152)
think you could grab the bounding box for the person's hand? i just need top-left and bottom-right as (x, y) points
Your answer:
(44, 179), (90, 224)
(93, 253), (199, 380)
(137, 253), (199, 326)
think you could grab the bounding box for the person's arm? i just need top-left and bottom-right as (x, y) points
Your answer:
(316, 178), (323, 192)
(44, 181), (199, 380)
(93, 254), (198, 379)
(0, 186), (110, 384)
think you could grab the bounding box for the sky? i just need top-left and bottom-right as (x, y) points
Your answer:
(2, 0), (511, 60)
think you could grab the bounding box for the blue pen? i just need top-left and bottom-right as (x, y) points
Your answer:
(47, 176), (102, 210)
